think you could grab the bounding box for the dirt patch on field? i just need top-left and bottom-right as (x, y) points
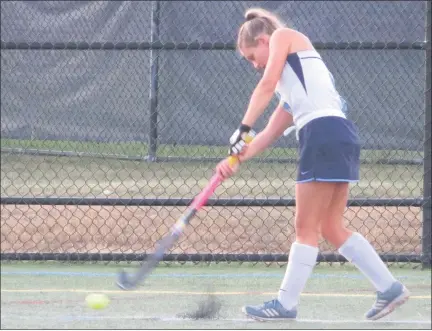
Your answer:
(1, 204), (422, 257)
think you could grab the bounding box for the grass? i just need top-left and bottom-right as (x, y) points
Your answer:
(0, 137), (425, 199)
(0, 138), (424, 161)
(0, 153), (424, 199)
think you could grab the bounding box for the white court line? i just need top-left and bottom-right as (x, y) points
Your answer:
(56, 315), (432, 325)
(3, 313), (431, 325)
(1, 289), (430, 299)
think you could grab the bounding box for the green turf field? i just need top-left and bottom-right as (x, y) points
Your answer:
(1, 140), (428, 329)
(1, 262), (431, 329)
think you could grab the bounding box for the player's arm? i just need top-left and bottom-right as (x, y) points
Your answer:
(240, 29), (297, 128)
(238, 103), (293, 163)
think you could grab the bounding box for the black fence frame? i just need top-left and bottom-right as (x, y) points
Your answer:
(422, 0), (432, 268)
(1, 1), (431, 267)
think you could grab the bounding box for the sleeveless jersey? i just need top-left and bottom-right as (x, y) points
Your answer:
(275, 50), (347, 133)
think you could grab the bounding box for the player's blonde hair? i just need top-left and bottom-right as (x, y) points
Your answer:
(237, 8), (285, 50)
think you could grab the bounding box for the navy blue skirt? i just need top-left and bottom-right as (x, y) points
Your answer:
(297, 116), (360, 183)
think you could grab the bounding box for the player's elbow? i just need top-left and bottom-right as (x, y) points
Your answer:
(258, 78), (277, 94)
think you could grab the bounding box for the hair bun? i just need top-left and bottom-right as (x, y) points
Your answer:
(245, 11), (258, 21)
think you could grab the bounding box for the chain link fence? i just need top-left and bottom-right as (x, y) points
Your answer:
(1, 1), (431, 267)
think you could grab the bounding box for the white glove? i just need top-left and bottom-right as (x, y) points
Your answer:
(229, 124), (256, 155)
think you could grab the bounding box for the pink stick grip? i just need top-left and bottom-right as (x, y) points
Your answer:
(190, 174), (223, 210)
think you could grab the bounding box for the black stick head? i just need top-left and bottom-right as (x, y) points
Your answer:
(116, 269), (136, 290)
(178, 293), (222, 320)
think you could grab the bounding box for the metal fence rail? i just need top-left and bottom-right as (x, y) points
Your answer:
(1, 1), (431, 267)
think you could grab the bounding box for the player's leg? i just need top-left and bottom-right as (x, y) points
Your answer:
(321, 184), (410, 320)
(277, 181), (336, 307)
(242, 181), (336, 321)
(320, 182), (352, 247)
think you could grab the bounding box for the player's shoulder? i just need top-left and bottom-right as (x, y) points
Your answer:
(270, 28), (308, 42)
(270, 28), (313, 52)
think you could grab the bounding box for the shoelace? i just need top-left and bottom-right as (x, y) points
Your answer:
(262, 299), (278, 309)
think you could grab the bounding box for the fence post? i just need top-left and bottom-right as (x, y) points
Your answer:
(422, 0), (432, 269)
(147, 0), (160, 162)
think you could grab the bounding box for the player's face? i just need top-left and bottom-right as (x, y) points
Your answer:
(240, 38), (270, 73)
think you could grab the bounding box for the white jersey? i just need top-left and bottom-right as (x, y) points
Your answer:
(275, 50), (347, 133)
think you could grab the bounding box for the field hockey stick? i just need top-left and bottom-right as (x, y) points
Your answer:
(116, 138), (252, 290)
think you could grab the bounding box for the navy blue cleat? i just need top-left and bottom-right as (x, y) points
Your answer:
(365, 281), (410, 320)
(242, 299), (297, 321)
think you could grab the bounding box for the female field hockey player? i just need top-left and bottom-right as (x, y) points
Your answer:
(216, 7), (410, 321)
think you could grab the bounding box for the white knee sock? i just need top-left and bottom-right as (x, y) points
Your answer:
(338, 232), (397, 292)
(278, 242), (319, 310)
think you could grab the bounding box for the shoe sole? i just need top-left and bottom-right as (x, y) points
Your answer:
(367, 287), (411, 321)
(241, 307), (297, 322)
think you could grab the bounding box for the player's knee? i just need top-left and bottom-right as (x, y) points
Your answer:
(295, 217), (320, 245)
(321, 223), (351, 248)
(320, 222), (337, 239)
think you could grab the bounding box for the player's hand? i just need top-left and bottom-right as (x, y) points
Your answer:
(216, 157), (240, 179)
(229, 124), (256, 155)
